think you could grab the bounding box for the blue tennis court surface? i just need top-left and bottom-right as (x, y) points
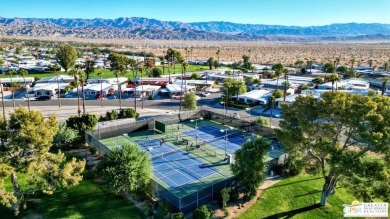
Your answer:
(182, 125), (248, 154)
(134, 137), (219, 189)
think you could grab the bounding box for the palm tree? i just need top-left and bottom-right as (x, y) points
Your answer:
(84, 58), (95, 80)
(216, 49), (221, 68)
(97, 71), (104, 107)
(307, 60), (314, 74)
(349, 57), (356, 70)
(384, 62), (389, 71)
(6, 69), (15, 108)
(368, 59), (373, 68)
(69, 68), (81, 116)
(182, 61), (189, 95)
(335, 57), (340, 67)
(282, 81), (291, 101)
(207, 57), (215, 70)
(272, 63), (285, 89)
(79, 71), (87, 115)
(18, 68), (31, 111)
(381, 77), (390, 96)
(294, 60), (304, 73)
(325, 73), (341, 92)
(0, 78), (5, 121)
(56, 72), (61, 107)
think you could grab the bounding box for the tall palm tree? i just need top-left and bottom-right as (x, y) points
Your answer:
(79, 71), (87, 115)
(216, 49), (221, 68)
(182, 61), (189, 94)
(307, 60), (314, 74)
(18, 68), (30, 111)
(282, 81), (291, 101)
(6, 69), (15, 108)
(69, 68), (81, 116)
(368, 59), (373, 68)
(349, 57), (356, 70)
(97, 71), (104, 107)
(190, 47), (193, 61)
(294, 60), (304, 73)
(84, 58), (95, 80)
(56, 72), (61, 107)
(384, 62), (389, 71)
(273, 69), (283, 89)
(381, 77), (390, 96)
(335, 57), (340, 67)
(0, 78), (5, 121)
(325, 73), (341, 92)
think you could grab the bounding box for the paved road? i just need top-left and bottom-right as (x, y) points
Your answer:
(1, 92), (280, 126)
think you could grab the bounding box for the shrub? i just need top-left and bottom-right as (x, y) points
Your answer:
(229, 189), (240, 202)
(119, 108), (139, 119)
(89, 146), (97, 155)
(106, 110), (119, 120)
(220, 188), (231, 208)
(66, 114), (98, 136)
(193, 205), (213, 219)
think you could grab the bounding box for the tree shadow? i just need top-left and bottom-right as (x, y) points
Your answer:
(268, 177), (322, 188)
(294, 190), (322, 198)
(263, 203), (322, 219)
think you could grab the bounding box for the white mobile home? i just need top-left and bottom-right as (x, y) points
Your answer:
(234, 90), (272, 105)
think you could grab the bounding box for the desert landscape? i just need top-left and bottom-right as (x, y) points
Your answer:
(3, 36), (390, 67)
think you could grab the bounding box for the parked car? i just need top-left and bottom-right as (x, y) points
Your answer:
(36, 96), (51, 101)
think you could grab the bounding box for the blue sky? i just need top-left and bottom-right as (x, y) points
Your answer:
(1, 0), (389, 26)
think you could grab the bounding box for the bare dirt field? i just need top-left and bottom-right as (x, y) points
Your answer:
(4, 36), (390, 66)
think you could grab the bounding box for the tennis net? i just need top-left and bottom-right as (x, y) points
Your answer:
(151, 149), (182, 160)
(198, 130), (242, 146)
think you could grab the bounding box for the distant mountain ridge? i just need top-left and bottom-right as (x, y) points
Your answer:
(1, 17), (390, 41)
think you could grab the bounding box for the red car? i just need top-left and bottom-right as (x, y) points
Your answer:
(95, 93), (105, 99)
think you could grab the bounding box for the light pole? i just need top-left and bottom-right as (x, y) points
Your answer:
(220, 128), (232, 157)
(190, 117), (203, 146)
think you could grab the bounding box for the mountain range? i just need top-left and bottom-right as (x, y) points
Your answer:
(1, 17), (390, 41)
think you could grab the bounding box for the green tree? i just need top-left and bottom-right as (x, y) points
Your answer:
(18, 68), (31, 111)
(277, 93), (390, 206)
(325, 73), (341, 92)
(183, 93), (197, 110)
(193, 205), (213, 219)
(231, 137), (270, 200)
(294, 60), (304, 73)
(381, 77), (390, 96)
(151, 67), (162, 77)
(6, 69), (16, 108)
(207, 57), (215, 70)
(384, 62), (389, 71)
(255, 116), (270, 127)
(349, 57), (356, 70)
(191, 72), (200, 79)
(322, 62), (336, 76)
(164, 212), (186, 219)
(216, 49), (221, 68)
(220, 187), (231, 208)
(53, 122), (78, 147)
(107, 53), (130, 109)
(368, 59), (373, 68)
(56, 45), (78, 73)
(282, 81), (291, 101)
(245, 77), (254, 84)
(15, 47), (22, 54)
(84, 57), (95, 80)
(306, 60), (314, 74)
(336, 66), (348, 77)
(272, 63), (284, 88)
(95, 143), (152, 194)
(223, 78), (246, 100)
(66, 113), (98, 136)
(0, 107), (85, 215)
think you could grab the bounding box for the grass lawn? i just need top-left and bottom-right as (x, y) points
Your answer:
(0, 174), (145, 219)
(0, 64), (229, 80)
(239, 174), (362, 219)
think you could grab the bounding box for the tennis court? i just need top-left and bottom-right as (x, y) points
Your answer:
(133, 137), (220, 189)
(181, 125), (249, 154)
